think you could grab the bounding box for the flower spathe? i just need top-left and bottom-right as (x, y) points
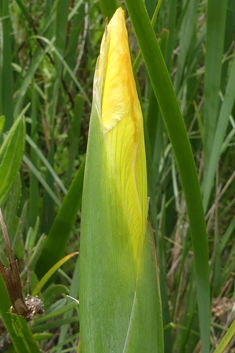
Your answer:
(94, 8), (147, 262)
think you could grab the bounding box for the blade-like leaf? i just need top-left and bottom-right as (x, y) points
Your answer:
(0, 117), (25, 199)
(213, 319), (235, 353)
(203, 0), (227, 169)
(32, 252), (78, 296)
(203, 51), (235, 211)
(124, 1), (210, 352)
(35, 159), (84, 280)
(0, 0), (14, 131)
(99, 0), (119, 20)
(80, 103), (164, 351)
(0, 104), (29, 160)
(0, 116), (5, 135)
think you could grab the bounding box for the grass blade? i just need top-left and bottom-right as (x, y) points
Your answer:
(35, 160), (84, 280)
(213, 319), (235, 353)
(67, 96), (84, 184)
(203, 0), (227, 169)
(55, 0), (70, 56)
(29, 79), (39, 227)
(124, 1), (210, 352)
(23, 155), (61, 208)
(203, 51), (235, 211)
(0, 116), (5, 135)
(0, 0), (13, 130)
(165, 0), (178, 70)
(174, 0), (200, 93)
(34, 36), (91, 105)
(99, 0), (119, 20)
(26, 134), (67, 195)
(0, 118), (25, 198)
(32, 252), (78, 296)
(0, 104), (29, 160)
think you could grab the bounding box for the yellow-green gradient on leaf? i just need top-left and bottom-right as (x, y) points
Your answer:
(79, 7), (163, 353)
(95, 8), (147, 261)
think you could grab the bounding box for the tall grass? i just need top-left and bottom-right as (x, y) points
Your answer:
(0, 0), (235, 352)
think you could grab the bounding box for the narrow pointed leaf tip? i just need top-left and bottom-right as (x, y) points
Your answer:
(94, 8), (147, 261)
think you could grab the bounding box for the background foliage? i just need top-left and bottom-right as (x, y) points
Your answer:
(0, 0), (235, 352)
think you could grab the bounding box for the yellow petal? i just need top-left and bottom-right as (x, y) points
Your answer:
(95, 8), (147, 261)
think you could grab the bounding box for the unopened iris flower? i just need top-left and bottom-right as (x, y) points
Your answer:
(80, 8), (162, 353)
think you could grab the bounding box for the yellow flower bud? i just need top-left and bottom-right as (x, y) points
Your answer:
(94, 8), (147, 262)
(80, 9), (162, 353)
